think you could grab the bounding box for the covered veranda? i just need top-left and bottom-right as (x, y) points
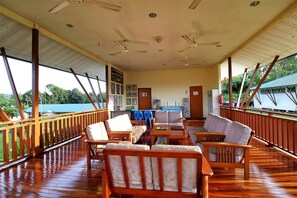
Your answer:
(0, 1), (297, 197)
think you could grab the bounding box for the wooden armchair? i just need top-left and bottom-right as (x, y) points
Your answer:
(84, 122), (132, 169)
(195, 121), (254, 180)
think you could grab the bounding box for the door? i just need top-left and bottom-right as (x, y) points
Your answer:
(190, 86), (203, 119)
(138, 88), (152, 110)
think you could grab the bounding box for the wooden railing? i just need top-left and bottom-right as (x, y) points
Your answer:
(220, 107), (297, 156)
(0, 109), (108, 169)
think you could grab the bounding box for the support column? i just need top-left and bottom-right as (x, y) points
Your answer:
(236, 68), (247, 108)
(70, 68), (97, 109)
(32, 28), (41, 154)
(86, 73), (101, 109)
(105, 65), (109, 110)
(243, 56), (279, 109)
(228, 57), (233, 110)
(240, 63), (260, 108)
(1, 47), (26, 119)
(96, 76), (104, 108)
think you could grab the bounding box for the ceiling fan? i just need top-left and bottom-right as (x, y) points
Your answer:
(109, 40), (147, 56)
(179, 33), (220, 52)
(49, 0), (121, 14)
(189, 0), (202, 9)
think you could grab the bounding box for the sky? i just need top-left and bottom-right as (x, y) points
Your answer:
(0, 57), (106, 95)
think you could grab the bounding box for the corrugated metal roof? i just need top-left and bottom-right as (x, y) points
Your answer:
(251, 73), (297, 90)
(24, 103), (102, 113)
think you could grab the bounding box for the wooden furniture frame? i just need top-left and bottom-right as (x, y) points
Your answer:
(196, 131), (254, 180)
(102, 148), (213, 198)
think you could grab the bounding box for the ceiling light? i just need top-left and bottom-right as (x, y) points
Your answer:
(250, 1), (260, 7)
(149, 13), (157, 18)
(49, 0), (70, 14)
(66, 23), (74, 28)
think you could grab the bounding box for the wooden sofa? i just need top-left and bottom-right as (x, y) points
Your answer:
(101, 143), (213, 198)
(105, 114), (146, 143)
(195, 121), (254, 180)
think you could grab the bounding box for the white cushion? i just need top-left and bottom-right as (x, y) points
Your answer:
(168, 111), (182, 124)
(106, 114), (133, 131)
(206, 114), (221, 132)
(203, 113), (214, 130)
(105, 143), (153, 190)
(151, 145), (201, 193)
(86, 122), (108, 141)
(214, 117), (232, 134)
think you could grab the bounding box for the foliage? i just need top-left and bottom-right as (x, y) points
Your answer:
(0, 84), (106, 118)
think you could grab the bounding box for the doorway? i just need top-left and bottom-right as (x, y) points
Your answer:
(190, 86), (203, 119)
(138, 88), (152, 110)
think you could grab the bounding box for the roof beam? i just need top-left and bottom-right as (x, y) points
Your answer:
(86, 73), (101, 109)
(1, 47), (26, 120)
(243, 56), (279, 109)
(70, 68), (97, 109)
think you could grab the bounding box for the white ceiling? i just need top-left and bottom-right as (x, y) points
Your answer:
(0, 0), (296, 79)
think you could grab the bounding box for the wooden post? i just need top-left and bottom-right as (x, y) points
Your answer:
(70, 68), (97, 109)
(240, 63), (260, 108)
(1, 47), (26, 120)
(243, 56), (279, 109)
(228, 57), (232, 108)
(32, 28), (41, 154)
(236, 68), (247, 108)
(86, 73), (101, 109)
(96, 76), (104, 108)
(105, 65), (109, 110)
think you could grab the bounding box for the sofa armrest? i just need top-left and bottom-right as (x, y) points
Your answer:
(195, 132), (226, 143)
(108, 131), (132, 142)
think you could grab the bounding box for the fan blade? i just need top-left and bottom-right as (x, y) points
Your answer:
(49, 0), (70, 14)
(197, 42), (220, 46)
(109, 51), (122, 56)
(182, 35), (196, 44)
(84, 0), (121, 11)
(189, 0), (202, 9)
(131, 50), (147, 53)
(179, 46), (191, 52)
(115, 40), (127, 50)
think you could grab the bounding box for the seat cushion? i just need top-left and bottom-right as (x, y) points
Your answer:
(151, 145), (202, 193)
(188, 126), (206, 145)
(105, 143), (153, 190)
(213, 117), (232, 134)
(131, 125), (147, 143)
(168, 111), (182, 124)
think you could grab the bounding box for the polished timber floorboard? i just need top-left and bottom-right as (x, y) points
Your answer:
(1, 136), (296, 197)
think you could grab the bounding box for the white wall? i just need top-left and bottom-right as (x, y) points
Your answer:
(125, 65), (220, 117)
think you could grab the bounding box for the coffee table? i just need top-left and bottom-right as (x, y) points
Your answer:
(150, 125), (171, 145)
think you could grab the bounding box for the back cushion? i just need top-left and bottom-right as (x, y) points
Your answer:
(105, 143), (153, 190)
(151, 145), (202, 193)
(224, 121), (252, 155)
(214, 117), (232, 133)
(106, 114), (133, 131)
(86, 122), (108, 140)
(206, 114), (221, 132)
(155, 111), (168, 123)
(168, 111), (182, 124)
(203, 113), (214, 130)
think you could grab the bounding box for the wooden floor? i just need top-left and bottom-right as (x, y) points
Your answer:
(1, 135), (296, 197)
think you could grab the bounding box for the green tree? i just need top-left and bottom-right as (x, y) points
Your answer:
(68, 88), (88, 103)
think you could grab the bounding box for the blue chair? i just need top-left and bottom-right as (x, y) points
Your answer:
(144, 110), (153, 128)
(134, 110), (144, 121)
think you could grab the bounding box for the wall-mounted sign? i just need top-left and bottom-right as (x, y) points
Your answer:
(111, 67), (123, 84)
(142, 93), (147, 97)
(193, 91), (199, 95)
